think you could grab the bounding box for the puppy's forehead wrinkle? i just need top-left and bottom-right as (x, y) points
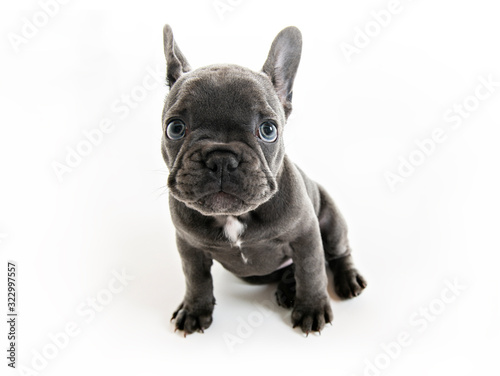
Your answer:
(261, 104), (279, 119)
(165, 64), (281, 125)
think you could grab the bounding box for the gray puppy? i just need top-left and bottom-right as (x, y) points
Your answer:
(161, 25), (367, 335)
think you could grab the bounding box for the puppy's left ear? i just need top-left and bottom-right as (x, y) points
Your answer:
(163, 25), (191, 87)
(262, 26), (302, 118)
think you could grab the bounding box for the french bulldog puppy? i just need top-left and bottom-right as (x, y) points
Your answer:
(161, 25), (367, 335)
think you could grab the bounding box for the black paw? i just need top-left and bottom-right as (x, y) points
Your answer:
(171, 301), (214, 336)
(334, 268), (367, 299)
(291, 300), (333, 334)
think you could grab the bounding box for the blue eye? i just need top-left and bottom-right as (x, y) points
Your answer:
(258, 121), (278, 142)
(166, 120), (186, 140)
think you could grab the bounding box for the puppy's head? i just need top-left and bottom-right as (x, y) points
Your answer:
(161, 25), (302, 216)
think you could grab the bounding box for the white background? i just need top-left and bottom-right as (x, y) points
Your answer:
(1, 0), (500, 375)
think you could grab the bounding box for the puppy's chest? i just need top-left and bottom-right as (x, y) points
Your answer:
(215, 216), (283, 264)
(222, 216), (246, 247)
(210, 216), (292, 274)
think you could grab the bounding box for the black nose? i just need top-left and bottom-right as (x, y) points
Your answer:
(205, 151), (240, 174)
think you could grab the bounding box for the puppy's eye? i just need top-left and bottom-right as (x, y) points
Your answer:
(166, 120), (186, 140)
(258, 121), (278, 143)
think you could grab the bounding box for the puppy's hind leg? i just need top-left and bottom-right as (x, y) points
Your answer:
(275, 264), (296, 308)
(240, 264), (297, 309)
(317, 185), (367, 299)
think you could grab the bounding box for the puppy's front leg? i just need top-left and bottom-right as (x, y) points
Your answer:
(290, 224), (333, 334)
(172, 235), (215, 335)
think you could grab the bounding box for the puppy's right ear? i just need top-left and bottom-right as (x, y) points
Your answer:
(262, 26), (302, 119)
(163, 25), (191, 87)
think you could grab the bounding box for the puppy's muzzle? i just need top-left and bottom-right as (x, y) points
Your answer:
(167, 141), (277, 215)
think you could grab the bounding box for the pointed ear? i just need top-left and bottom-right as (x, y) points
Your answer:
(262, 26), (302, 118)
(163, 25), (191, 87)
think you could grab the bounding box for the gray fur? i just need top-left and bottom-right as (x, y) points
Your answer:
(161, 25), (367, 335)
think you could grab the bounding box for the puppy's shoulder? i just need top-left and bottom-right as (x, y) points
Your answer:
(283, 157), (321, 215)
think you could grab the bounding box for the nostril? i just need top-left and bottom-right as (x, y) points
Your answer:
(227, 159), (239, 172)
(205, 159), (218, 172)
(205, 152), (240, 174)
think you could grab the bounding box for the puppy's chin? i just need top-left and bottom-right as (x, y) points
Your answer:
(183, 192), (259, 217)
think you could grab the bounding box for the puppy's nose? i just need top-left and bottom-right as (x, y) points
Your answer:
(205, 151), (240, 174)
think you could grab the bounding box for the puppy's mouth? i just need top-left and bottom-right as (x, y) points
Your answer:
(196, 191), (244, 214)
(173, 181), (273, 216)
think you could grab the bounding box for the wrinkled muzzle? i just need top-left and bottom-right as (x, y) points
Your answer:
(167, 142), (277, 216)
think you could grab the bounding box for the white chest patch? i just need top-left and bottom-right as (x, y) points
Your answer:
(223, 216), (245, 244)
(223, 216), (248, 263)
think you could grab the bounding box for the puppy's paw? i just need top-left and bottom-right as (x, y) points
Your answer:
(171, 301), (214, 336)
(291, 300), (333, 334)
(334, 268), (367, 299)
